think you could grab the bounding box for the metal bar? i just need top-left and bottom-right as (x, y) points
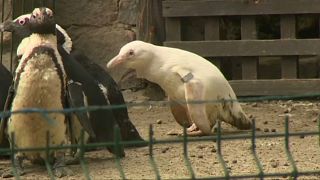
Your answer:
(0, 130), (319, 155)
(22, 0), (25, 13)
(45, 131), (55, 180)
(52, 0), (56, 12)
(148, 125), (161, 180)
(10, 132), (20, 180)
(183, 127), (195, 179)
(250, 120), (264, 179)
(79, 129), (91, 180)
(216, 121), (230, 179)
(0, 0), (5, 64)
(9, 0), (15, 72)
(114, 126), (126, 180)
(284, 116), (299, 179)
(193, 170), (320, 180)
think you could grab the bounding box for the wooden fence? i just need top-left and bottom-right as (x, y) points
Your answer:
(162, 0), (320, 96)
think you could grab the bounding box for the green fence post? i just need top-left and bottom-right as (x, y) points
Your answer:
(148, 124), (161, 180)
(216, 121), (229, 179)
(45, 131), (55, 180)
(79, 129), (91, 180)
(183, 126), (195, 179)
(284, 116), (298, 179)
(10, 132), (20, 180)
(114, 125), (126, 180)
(251, 119), (264, 179)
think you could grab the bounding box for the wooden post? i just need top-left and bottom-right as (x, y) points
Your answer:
(138, 0), (165, 45)
(241, 16), (258, 80)
(281, 15), (298, 79)
(205, 17), (221, 69)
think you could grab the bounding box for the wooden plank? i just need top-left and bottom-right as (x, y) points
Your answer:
(229, 79), (320, 96)
(205, 17), (221, 69)
(164, 39), (320, 57)
(165, 18), (181, 41)
(281, 15), (297, 78)
(163, 0), (320, 17)
(241, 16), (257, 80)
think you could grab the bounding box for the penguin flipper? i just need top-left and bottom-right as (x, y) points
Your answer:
(0, 82), (14, 146)
(67, 80), (96, 138)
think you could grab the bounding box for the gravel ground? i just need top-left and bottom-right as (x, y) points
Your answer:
(0, 91), (319, 179)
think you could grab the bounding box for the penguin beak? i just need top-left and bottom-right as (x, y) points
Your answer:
(107, 55), (126, 69)
(0, 21), (15, 32)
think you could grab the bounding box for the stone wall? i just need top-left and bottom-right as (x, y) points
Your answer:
(55, 0), (139, 81)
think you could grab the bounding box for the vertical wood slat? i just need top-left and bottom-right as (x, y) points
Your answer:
(281, 15), (298, 79)
(205, 17), (221, 69)
(241, 16), (258, 80)
(165, 18), (181, 41)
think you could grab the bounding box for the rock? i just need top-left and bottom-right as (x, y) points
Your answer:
(197, 145), (207, 149)
(263, 128), (270, 133)
(271, 129), (276, 132)
(252, 103), (258, 107)
(271, 161), (278, 168)
(197, 155), (203, 159)
(118, 0), (139, 25)
(263, 121), (268, 125)
(156, 119), (162, 124)
(211, 148), (217, 153)
(55, 0), (118, 26)
(167, 130), (179, 136)
(299, 135), (305, 139)
(232, 160), (237, 164)
(284, 108), (292, 113)
(161, 147), (169, 153)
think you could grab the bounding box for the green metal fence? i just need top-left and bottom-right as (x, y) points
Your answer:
(0, 0), (320, 179)
(0, 96), (320, 179)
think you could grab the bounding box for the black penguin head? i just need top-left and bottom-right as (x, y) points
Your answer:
(28, 7), (56, 34)
(0, 14), (31, 38)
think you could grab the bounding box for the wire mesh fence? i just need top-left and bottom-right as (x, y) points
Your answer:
(0, 97), (320, 179)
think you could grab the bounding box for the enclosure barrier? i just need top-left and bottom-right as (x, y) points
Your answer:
(0, 95), (320, 180)
(162, 0), (320, 96)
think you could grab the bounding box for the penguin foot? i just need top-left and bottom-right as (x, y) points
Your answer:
(65, 153), (80, 165)
(53, 152), (74, 177)
(187, 130), (205, 136)
(2, 154), (25, 178)
(53, 166), (73, 177)
(1, 168), (25, 178)
(187, 123), (199, 132)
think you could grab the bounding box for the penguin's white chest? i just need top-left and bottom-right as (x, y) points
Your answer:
(8, 53), (66, 160)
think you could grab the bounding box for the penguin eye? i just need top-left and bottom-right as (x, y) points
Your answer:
(18, 19), (25, 25)
(128, 50), (134, 56)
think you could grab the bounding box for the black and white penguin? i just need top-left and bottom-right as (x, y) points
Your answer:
(1, 8), (73, 178)
(51, 23), (145, 146)
(2, 12), (145, 148)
